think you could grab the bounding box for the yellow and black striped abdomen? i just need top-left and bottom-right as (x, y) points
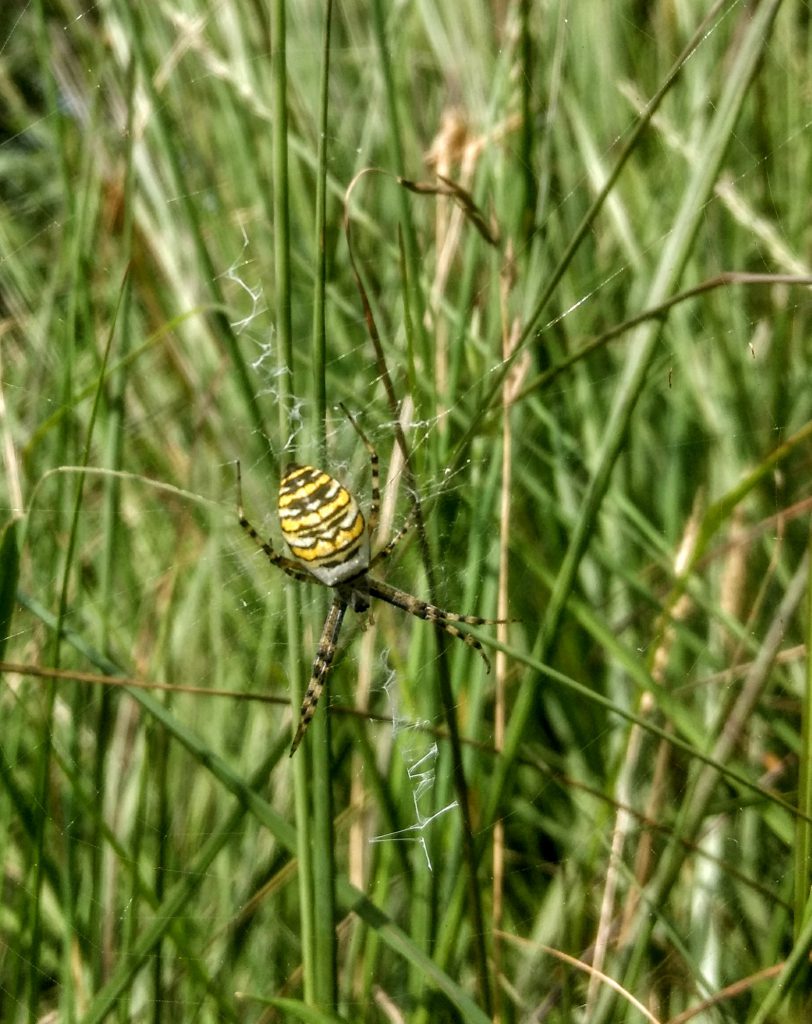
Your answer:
(278, 464), (370, 585)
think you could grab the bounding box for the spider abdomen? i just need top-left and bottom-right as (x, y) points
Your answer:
(278, 463), (371, 585)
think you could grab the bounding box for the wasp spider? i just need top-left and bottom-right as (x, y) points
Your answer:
(237, 411), (506, 756)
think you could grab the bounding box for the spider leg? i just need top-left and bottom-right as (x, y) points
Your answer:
(289, 596), (348, 756)
(367, 578), (510, 673)
(339, 404), (380, 540)
(236, 461), (310, 582)
(337, 406), (419, 572)
(369, 515), (414, 569)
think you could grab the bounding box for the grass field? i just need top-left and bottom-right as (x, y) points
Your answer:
(2, 1), (812, 1021)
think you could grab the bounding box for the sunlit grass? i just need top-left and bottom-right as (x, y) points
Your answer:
(1, 1), (811, 1022)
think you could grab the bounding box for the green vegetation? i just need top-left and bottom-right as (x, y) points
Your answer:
(1, 1), (811, 1021)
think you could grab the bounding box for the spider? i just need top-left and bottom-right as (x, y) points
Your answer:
(237, 409), (506, 756)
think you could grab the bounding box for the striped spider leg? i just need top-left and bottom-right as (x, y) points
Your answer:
(236, 461), (312, 584)
(289, 596), (347, 755)
(365, 578), (501, 672)
(237, 412), (509, 757)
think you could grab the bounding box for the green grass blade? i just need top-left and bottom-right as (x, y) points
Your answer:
(0, 520), (20, 663)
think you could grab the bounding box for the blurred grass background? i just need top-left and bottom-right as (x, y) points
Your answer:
(2, 0), (812, 1022)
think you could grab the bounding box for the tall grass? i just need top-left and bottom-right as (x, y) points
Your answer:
(1, 1), (811, 1022)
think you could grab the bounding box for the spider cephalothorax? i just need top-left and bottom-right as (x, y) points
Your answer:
(237, 411), (506, 756)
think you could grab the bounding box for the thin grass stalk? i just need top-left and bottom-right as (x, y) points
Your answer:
(62, 89), (108, 1024)
(91, 54), (136, 992)
(26, 1), (71, 1006)
(411, 431), (493, 1001)
(266, 0), (317, 1007)
(518, 0), (537, 247)
(347, 722), (388, 1008)
(0, 527), (22, 1003)
(311, 0), (333, 450)
(404, 221), (492, 1018)
(308, 0), (338, 1011)
(795, 524), (812, 937)
(369, 0), (428, 363)
(0, 525), (19, 662)
(391, 239), (440, 1014)
(492, 303), (525, 1024)
(345, 179), (493, 1012)
(423, 258), (520, 1002)
(27, 36), (116, 1019)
